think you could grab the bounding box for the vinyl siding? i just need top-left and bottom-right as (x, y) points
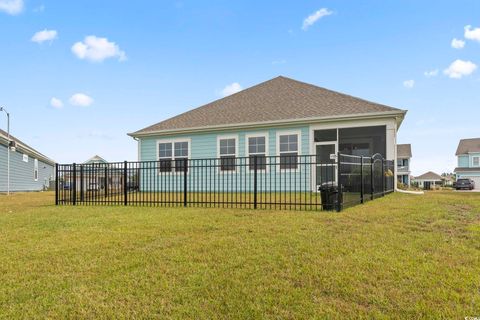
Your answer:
(138, 126), (311, 192)
(140, 126), (310, 161)
(0, 144), (55, 192)
(137, 118), (398, 192)
(458, 153), (480, 168)
(458, 155), (469, 167)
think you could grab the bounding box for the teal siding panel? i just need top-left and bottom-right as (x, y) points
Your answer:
(458, 153), (480, 168)
(458, 155), (469, 167)
(140, 125), (311, 160)
(138, 125), (314, 192)
(0, 144), (54, 192)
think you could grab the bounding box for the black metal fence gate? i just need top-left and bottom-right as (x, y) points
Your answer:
(55, 153), (394, 211)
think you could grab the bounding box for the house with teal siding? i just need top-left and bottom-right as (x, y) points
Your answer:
(454, 138), (480, 190)
(0, 129), (55, 192)
(397, 144), (412, 186)
(128, 76), (407, 192)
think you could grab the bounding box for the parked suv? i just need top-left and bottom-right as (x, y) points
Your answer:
(455, 178), (475, 190)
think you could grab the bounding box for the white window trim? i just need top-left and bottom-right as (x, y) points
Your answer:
(156, 138), (191, 175)
(245, 132), (269, 172)
(276, 130), (302, 172)
(472, 156), (480, 167)
(217, 134), (239, 173)
(34, 159), (39, 181)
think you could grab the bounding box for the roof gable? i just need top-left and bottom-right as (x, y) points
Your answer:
(415, 171), (443, 181)
(397, 144), (412, 158)
(84, 155), (108, 164)
(131, 76), (405, 136)
(456, 138), (480, 155)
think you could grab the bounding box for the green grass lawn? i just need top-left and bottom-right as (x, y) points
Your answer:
(1, 191), (480, 318)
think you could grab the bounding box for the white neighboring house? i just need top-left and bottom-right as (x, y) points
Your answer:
(413, 171), (443, 190)
(397, 144), (411, 186)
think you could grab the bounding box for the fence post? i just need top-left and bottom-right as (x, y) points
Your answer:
(391, 160), (395, 193)
(336, 151), (341, 212)
(123, 161), (128, 206)
(253, 155), (258, 209)
(382, 158), (385, 197)
(55, 163), (59, 205)
(370, 158), (374, 200)
(360, 156), (364, 204)
(184, 159), (188, 207)
(105, 166), (108, 198)
(72, 163), (77, 206)
(80, 165), (84, 202)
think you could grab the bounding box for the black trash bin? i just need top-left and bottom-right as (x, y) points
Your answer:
(319, 182), (343, 211)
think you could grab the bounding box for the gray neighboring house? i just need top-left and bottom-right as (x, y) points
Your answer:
(397, 143), (412, 186)
(0, 129), (55, 192)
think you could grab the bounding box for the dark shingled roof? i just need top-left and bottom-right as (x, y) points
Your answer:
(0, 129), (55, 165)
(456, 138), (480, 155)
(415, 171), (443, 181)
(397, 144), (412, 158)
(131, 76), (405, 136)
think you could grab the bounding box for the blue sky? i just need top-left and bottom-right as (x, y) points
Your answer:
(0, 0), (479, 175)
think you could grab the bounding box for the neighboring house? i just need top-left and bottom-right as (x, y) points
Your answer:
(454, 138), (480, 190)
(61, 155), (124, 192)
(441, 173), (456, 187)
(397, 143), (412, 186)
(128, 76), (407, 191)
(0, 129), (55, 192)
(84, 155), (108, 165)
(413, 171), (443, 190)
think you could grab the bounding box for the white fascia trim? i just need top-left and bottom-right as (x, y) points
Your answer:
(128, 111), (406, 138)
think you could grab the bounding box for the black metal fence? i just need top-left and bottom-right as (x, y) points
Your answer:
(55, 153), (394, 211)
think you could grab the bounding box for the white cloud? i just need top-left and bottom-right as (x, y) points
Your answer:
(302, 8), (332, 30)
(451, 38), (465, 49)
(221, 83), (242, 97)
(50, 97), (63, 109)
(424, 69), (439, 77)
(31, 29), (57, 43)
(69, 93), (94, 107)
(444, 59), (477, 79)
(71, 36), (126, 62)
(0, 0), (23, 15)
(403, 79), (415, 88)
(464, 25), (480, 42)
